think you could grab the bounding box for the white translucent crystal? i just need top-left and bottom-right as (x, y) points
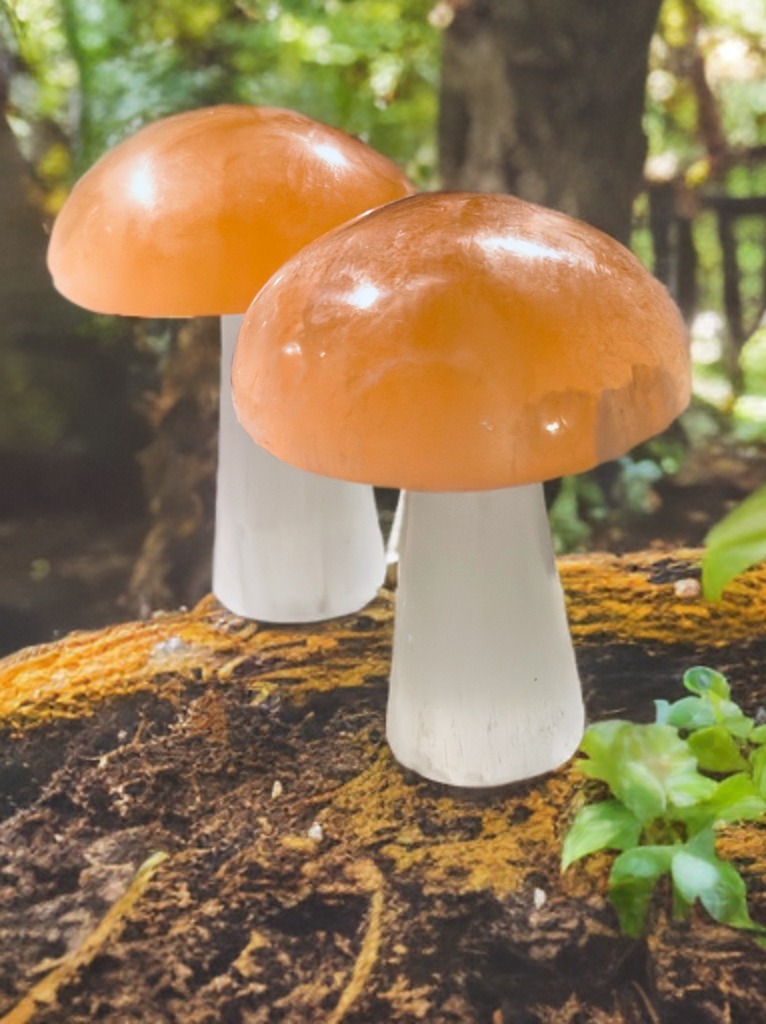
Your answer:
(387, 484), (584, 786)
(213, 314), (386, 621)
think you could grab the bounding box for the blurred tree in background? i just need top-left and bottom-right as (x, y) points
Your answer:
(4, 0), (439, 193)
(0, 0), (147, 523)
(439, 0), (662, 245)
(1, 0), (766, 633)
(641, 0), (766, 376)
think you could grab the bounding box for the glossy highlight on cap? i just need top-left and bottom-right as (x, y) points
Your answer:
(233, 192), (691, 492)
(48, 105), (415, 317)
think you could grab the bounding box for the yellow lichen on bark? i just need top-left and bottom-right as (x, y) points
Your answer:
(2, 549), (766, 730)
(561, 548), (766, 647)
(0, 594), (393, 727)
(318, 745), (576, 898)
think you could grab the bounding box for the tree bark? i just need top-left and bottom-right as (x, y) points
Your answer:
(0, 89), (144, 516)
(439, 0), (662, 244)
(0, 90), (75, 343)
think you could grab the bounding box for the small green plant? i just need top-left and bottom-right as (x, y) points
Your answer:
(562, 666), (766, 942)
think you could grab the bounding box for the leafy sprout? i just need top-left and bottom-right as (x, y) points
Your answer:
(563, 666), (766, 942)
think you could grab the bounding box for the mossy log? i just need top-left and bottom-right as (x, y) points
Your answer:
(1, 550), (766, 1024)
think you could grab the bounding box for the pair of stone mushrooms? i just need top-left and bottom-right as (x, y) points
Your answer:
(49, 105), (690, 789)
(48, 106), (414, 623)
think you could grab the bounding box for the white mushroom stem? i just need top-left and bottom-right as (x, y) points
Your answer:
(386, 484), (584, 787)
(213, 314), (385, 621)
(385, 489), (406, 568)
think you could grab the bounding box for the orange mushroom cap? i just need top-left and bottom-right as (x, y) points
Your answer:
(47, 105), (415, 317)
(233, 192), (691, 492)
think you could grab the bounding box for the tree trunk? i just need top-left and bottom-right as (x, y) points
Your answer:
(439, 0), (662, 244)
(0, 88), (145, 516)
(0, 87), (75, 343)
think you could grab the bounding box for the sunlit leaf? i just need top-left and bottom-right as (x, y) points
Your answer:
(577, 721), (716, 823)
(688, 726), (749, 772)
(575, 720), (630, 779)
(683, 666), (730, 698)
(10, 0), (440, 187)
(752, 745), (766, 799)
(714, 699), (754, 739)
(658, 695), (716, 730)
(654, 699), (672, 725)
(679, 772), (766, 832)
(561, 801), (642, 870)
(702, 484), (766, 602)
(618, 760), (670, 822)
(671, 830), (754, 929)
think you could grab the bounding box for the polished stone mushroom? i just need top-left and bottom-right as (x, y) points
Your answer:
(232, 192), (690, 787)
(47, 105), (414, 621)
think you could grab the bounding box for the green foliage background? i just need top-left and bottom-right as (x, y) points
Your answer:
(5, 0), (440, 195)
(5, 0), (766, 572)
(6, 0), (766, 279)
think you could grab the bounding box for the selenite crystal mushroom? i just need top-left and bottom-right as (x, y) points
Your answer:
(232, 192), (691, 787)
(47, 105), (414, 621)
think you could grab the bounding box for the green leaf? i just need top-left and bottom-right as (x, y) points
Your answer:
(577, 721), (715, 823)
(665, 767), (719, 808)
(751, 745), (766, 799)
(687, 726), (749, 773)
(561, 801), (642, 870)
(684, 666), (730, 699)
(702, 484), (766, 602)
(679, 773), (766, 832)
(703, 773), (766, 823)
(714, 700), (753, 740)
(672, 879), (693, 920)
(660, 695), (716, 731)
(671, 831), (754, 929)
(578, 720), (629, 764)
(609, 845), (675, 936)
(751, 724), (766, 745)
(661, 671), (752, 741)
(654, 699), (671, 725)
(618, 760), (670, 822)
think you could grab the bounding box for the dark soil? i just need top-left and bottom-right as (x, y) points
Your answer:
(1, 580), (766, 1023)
(0, 513), (145, 658)
(2, 437), (766, 1022)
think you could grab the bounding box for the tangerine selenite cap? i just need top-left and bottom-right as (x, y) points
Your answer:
(233, 192), (691, 492)
(47, 105), (414, 317)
